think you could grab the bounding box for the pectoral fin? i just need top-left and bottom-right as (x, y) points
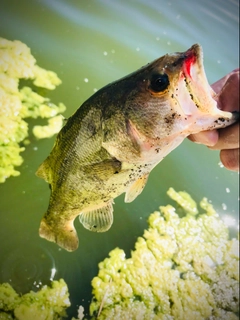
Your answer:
(89, 159), (122, 180)
(124, 174), (149, 203)
(79, 200), (114, 232)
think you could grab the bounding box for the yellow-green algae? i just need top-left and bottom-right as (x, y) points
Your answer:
(89, 189), (239, 320)
(0, 279), (70, 320)
(0, 37), (66, 183)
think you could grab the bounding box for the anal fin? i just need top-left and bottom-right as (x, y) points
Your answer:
(79, 200), (114, 232)
(124, 173), (149, 203)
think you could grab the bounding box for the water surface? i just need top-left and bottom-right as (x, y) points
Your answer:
(0, 0), (239, 318)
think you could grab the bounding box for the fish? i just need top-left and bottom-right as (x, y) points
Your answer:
(36, 44), (238, 251)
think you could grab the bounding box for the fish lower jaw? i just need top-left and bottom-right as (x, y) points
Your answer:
(185, 110), (235, 134)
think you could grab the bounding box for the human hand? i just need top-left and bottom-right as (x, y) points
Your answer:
(188, 69), (239, 171)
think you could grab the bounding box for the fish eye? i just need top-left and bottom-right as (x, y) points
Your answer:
(149, 74), (169, 92)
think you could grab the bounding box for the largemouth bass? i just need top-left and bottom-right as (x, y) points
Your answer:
(36, 44), (238, 251)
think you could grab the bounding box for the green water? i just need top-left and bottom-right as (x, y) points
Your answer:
(0, 0), (239, 318)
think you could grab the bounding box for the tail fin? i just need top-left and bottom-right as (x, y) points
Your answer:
(39, 217), (79, 252)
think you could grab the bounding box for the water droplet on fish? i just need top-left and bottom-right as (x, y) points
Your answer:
(84, 78), (89, 83)
(226, 187), (230, 193)
(103, 51), (108, 56)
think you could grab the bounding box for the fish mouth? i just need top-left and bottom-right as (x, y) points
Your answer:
(170, 44), (214, 116)
(181, 43), (214, 112)
(181, 44), (229, 114)
(173, 44), (235, 130)
(182, 44), (201, 79)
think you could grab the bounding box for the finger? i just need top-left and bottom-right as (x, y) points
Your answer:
(188, 130), (219, 146)
(211, 70), (240, 112)
(218, 74), (240, 112)
(209, 123), (239, 150)
(211, 76), (229, 94)
(211, 68), (239, 96)
(220, 148), (239, 172)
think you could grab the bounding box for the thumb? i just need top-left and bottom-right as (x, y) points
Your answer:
(188, 130), (219, 146)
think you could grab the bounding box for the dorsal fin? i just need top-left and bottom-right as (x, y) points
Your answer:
(124, 173), (149, 203)
(79, 201), (114, 232)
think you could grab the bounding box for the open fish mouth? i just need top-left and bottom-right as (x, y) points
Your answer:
(182, 44), (202, 79)
(174, 44), (236, 129)
(181, 44), (216, 112)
